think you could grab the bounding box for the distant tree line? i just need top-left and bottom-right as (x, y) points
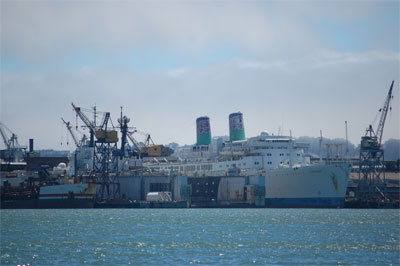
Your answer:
(167, 137), (400, 160)
(296, 136), (400, 160)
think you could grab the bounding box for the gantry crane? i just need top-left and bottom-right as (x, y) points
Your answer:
(358, 80), (395, 203)
(71, 102), (120, 200)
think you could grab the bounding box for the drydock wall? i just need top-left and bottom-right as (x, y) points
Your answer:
(118, 174), (265, 207)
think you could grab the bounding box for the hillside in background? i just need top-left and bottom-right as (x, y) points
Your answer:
(167, 136), (400, 160)
(297, 137), (399, 160)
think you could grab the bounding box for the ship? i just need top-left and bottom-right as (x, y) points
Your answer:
(144, 113), (351, 208)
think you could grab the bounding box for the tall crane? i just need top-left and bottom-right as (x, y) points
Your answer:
(361, 80), (394, 150)
(0, 122), (21, 150)
(0, 122), (26, 162)
(358, 80), (395, 203)
(61, 118), (80, 148)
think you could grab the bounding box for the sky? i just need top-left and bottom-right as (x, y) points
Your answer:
(1, 1), (399, 150)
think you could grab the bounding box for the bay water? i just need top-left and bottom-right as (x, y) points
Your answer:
(1, 209), (399, 265)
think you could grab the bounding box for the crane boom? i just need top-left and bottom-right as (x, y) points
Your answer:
(0, 123), (10, 149)
(0, 122), (23, 149)
(135, 130), (155, 146)
(61, 118), (80, 148)
(376, 80), (394, 146)
(71, 102), (97, 147)
(127, 131), (143, 152)
(71, 103), (96, 131)
(99, 112), (110, 130)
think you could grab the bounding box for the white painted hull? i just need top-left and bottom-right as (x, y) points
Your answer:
(264, 162), (351, 207)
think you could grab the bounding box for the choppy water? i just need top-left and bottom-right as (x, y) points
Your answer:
(1, 209), (399, 265)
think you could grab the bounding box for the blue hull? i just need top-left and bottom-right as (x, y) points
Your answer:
(265, 197), (344, 208)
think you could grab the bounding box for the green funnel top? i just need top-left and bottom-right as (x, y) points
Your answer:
(229, 112), (245, 141)
(196, 116), (212, 145)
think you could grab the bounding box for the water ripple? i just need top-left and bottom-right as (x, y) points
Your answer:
(1, 209), (399, 265)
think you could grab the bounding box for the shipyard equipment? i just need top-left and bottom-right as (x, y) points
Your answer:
(0, 122), (26, 162)
(71, 103), (97, 147)
(117, 110), (171, 158)
(358, 80), (395, 203)
(71, 103), (120, 201)
(118, 113), (130, 159)
(61, 118), (81, 148)
(93, 112), (120, 201)
(117, 110), (142, 157)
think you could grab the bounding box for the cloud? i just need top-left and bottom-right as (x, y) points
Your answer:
(165, 68), (187, 78)
(0, 1), (399, 150)
(234, 50), (400, 71)
(0, 2), (336, 62)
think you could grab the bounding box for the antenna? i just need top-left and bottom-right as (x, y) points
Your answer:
(345, 121), (349, 158)
(319, 130), (323, 163)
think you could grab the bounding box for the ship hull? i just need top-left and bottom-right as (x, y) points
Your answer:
(265, 197), (344, 208)
(184, 163), (351, 208)
(1, 199), (95, 209)
(36, 183), (97, 208)
(265, 163), (351, 208)
(1, 183), (98, 209)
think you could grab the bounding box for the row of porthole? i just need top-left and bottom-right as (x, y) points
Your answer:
(218, 163), (247, 168)
(195, 190), (214, 193)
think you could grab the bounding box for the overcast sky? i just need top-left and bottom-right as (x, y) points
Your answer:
(1, 1), (399, 150)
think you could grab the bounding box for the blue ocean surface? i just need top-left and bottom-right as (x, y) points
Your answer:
(1, 209), (399, 265)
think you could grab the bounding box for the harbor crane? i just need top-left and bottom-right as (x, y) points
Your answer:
(71, 103), (120, 201)
(358, 80), (395, 203)
(0, 122), (26, 162)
